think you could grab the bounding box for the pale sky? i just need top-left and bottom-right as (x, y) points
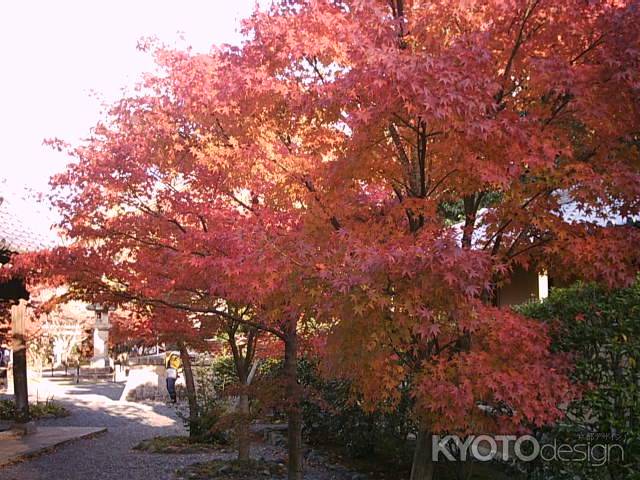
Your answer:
(0, 0), (260, 202)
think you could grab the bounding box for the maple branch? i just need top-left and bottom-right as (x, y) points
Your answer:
(570, 33), (606, 65)
(507, 235), (552, 259)
(304, 55), (326, 84)
(214, 117), (231, 143)
(108, 220), (228, 258)
(388, 0), (397, 17)
(226, 321), (248, 380)
(391, 180), (405, 203)
(300, 175), (342, 231)
(112, 230), (181, 254)
(125, 190), (191, 235)
(391, 113), (419, 133)
(389, 0), (406, 43)
(436, 336), (466, 356)
(229, 193), (256, 213)
(197, 214), (209, 233)
(461, 193), (484, 250)
(119, 291), (286, 340)
(481, 189), (548, 251)
(426, 169), (458, 197)
(417, 119), (427, 197)
(272, 133), (343, 231)
(244, 327), (258, 373)
(388, 123), (412, 173)
(543, 92), (573, 127)
(382, 313), (419, 370)
(226, 193), (309, 269)
(505, 227), (529, 258)
(495, 0), (542, 104)
(389, 121), (426, 212)
(168, 218), (187, 234)
(491, 232), (504, 257)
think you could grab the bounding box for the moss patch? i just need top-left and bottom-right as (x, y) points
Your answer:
(134, 435), (222, 454)
(177, 459), (286, 479)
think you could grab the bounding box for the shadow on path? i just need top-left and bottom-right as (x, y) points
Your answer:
(56, 381), (126, 402)
(0, 378), (224, 480)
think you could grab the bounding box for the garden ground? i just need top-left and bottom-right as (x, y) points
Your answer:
(0, 377), (366, 480)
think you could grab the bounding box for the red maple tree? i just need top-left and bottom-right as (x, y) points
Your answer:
(11, 1), (639, 479)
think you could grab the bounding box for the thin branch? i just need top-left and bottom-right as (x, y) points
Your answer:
(570, 33), (606, 65)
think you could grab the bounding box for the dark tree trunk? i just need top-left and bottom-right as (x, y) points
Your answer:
(410, 429), (435, 480)
(11, 302), (30, 423)
(284, 332), (303, 480)
(455, 460), (474, 480)
(178, 341), (198, 436)
(12, 344), (29, 422)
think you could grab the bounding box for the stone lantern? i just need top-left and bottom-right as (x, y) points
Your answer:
(86, 304), (111, 369)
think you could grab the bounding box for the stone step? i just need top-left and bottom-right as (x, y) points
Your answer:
(79, 367), (112, 375)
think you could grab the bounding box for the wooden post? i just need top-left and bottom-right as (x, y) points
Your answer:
(11, 300), (30, 424)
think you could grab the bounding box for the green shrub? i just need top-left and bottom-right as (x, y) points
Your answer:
(192, 354), (415, 463)
(297, 358), (414, 465)
(176, 396), (229, 444)
(191, 401), (229, 444)
(226, 355), (414, 463)
(0, 398), (70, 420)
(182, 356), (239, 443)
(516, 281), (640, 479)
(0, 399), (15, 419)
(192, 355), (238, 404)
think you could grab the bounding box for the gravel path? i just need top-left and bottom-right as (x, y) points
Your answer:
(0, 377), (361, 480)
(0, 377), (226, 480)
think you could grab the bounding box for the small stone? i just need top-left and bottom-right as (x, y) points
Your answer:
(306, 449), (324, 463)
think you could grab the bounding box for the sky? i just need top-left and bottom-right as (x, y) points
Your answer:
(0, 0), (260, 205)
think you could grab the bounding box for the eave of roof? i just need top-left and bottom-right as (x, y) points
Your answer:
(0, 194), (58, 254)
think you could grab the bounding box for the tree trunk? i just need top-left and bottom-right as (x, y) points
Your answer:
(237, 392), (251, 461)
(284, 333), (303, 480)
(236, 360), (259, 461)
(455, 460), (474, 480)
(11, 302), (30, 423)
(410, 429), (435, 480)
(177, 341), (198, 437)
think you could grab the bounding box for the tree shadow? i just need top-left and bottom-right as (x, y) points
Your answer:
(0, 378), (222, 480)
(57, 381), (127, 402)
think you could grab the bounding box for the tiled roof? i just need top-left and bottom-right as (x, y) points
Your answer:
(0, 194), (57, 254)
(452, 192), (638, 249)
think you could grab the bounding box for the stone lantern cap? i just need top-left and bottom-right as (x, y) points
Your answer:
(86, 304), (111, 330)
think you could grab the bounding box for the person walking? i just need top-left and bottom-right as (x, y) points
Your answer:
(0, 344), (10, 367)
(164, 351), (182, 403)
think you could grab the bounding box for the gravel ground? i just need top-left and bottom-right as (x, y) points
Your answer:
(0, 377), (361, 480)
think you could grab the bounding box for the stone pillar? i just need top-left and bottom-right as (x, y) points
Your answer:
(53, 338), (64, 367)
(87, 305), (111, 369)
(538, 272), (549, 301)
